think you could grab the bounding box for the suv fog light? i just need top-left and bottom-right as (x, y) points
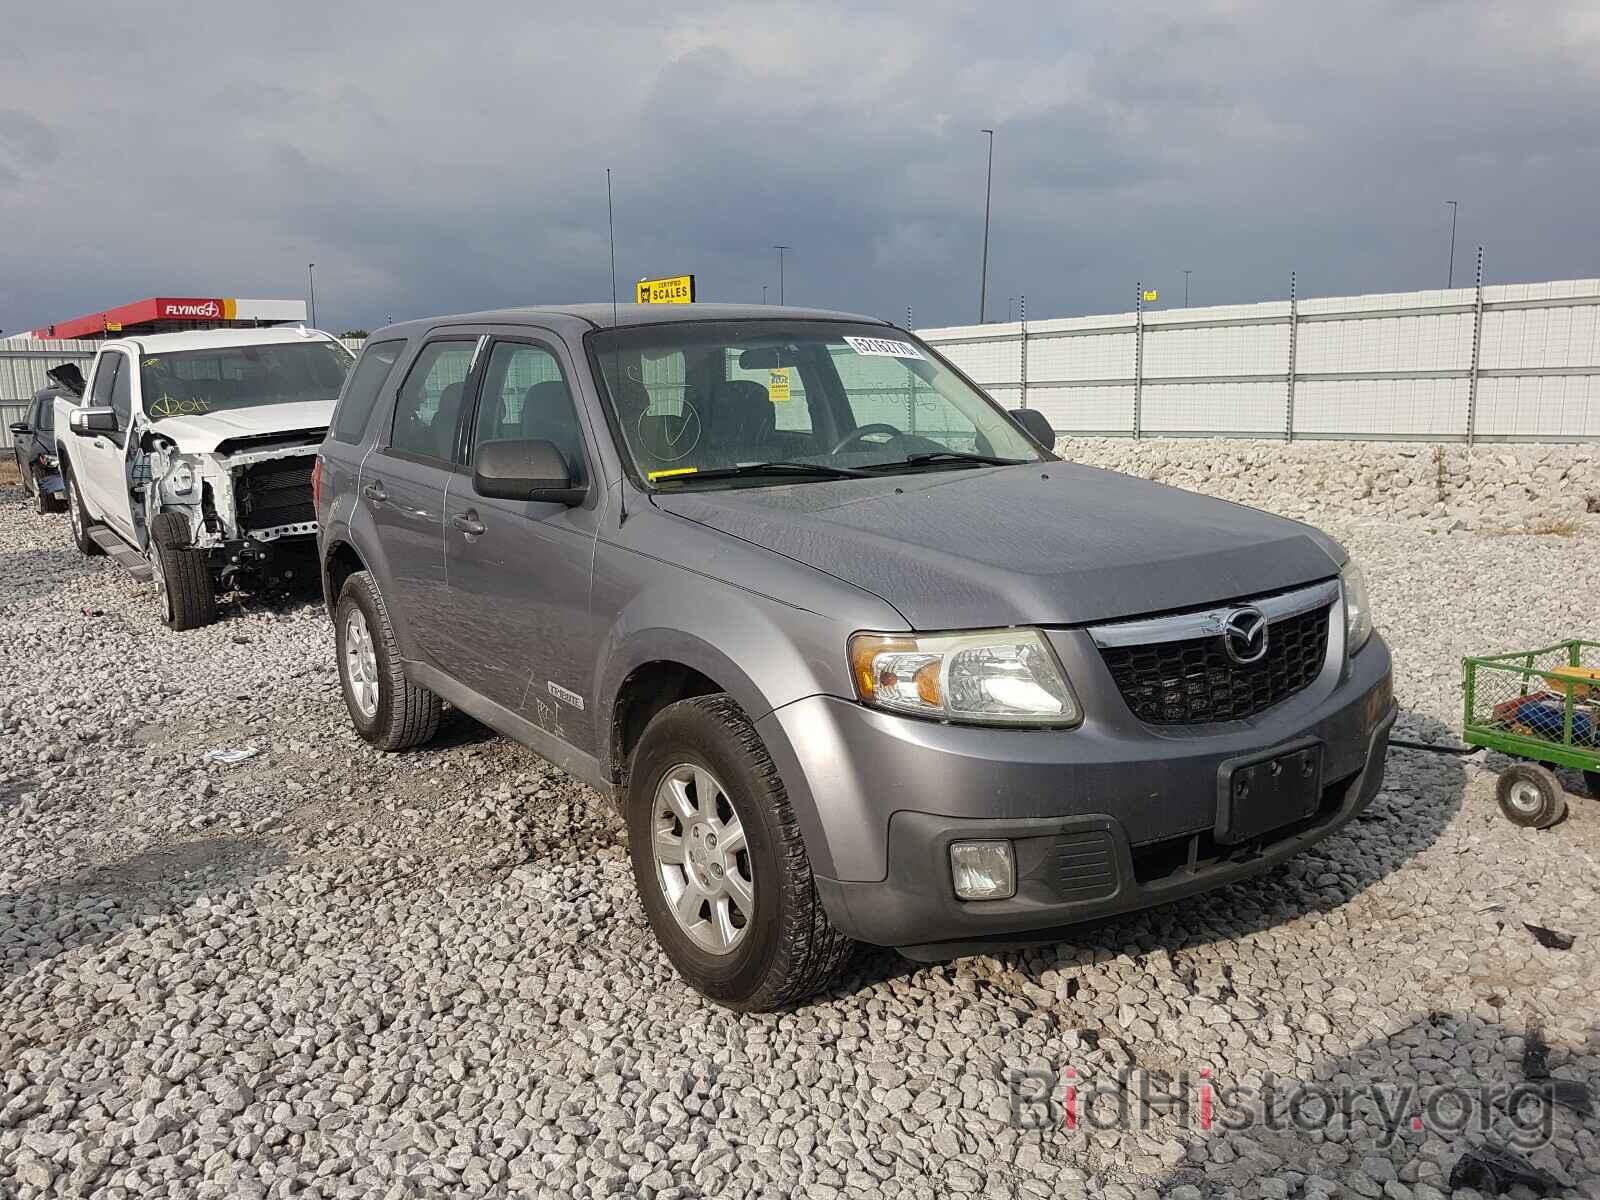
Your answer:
(950, 840), (1016, 900)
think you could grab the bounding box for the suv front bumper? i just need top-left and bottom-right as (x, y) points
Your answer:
(759, 633), (1394, 951)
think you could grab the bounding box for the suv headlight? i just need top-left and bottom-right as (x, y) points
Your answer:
(1342, 559), (1373, 654)
(849, 628), (1080, 726)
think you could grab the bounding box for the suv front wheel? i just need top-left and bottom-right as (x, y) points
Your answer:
(335, 571), (441, 750)
(626, 694), (854, 1010)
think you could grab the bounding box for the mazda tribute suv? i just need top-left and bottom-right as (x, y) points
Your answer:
(315, 304), (1394, 1010)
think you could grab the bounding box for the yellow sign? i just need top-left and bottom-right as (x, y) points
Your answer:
(105, 321), (123, 332)
(636, 274), (696, 304)
(768, 368), (791, 402)
(1142, 290), (1159, 303)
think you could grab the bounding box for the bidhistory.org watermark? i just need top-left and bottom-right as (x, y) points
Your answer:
(1008, 1067), (1561, 1149)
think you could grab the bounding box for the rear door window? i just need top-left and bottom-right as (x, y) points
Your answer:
(332, 339), (405, 444)
(389, 340), (478, 462)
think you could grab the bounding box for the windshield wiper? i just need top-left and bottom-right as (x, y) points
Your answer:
(861, 450), (1027, 470)
(653, 460), (873, 484)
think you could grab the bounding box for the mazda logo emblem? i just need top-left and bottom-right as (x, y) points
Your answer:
(1222, 606), (1269, 664)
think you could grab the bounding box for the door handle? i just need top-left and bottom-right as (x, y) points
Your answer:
(363, 482), (388, 504)
(451, 511), (486, 536)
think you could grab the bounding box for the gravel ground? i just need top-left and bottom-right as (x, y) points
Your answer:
(2, 459), (1598, 1200)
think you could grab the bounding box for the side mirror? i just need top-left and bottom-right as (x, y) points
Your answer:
(8, 422), (29, 436)
(1009, 407), (1055, 451)
(473, 438), (586, 506)
(69, 407), (118, 437)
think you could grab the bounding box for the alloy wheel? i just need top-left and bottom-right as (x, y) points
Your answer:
(651, 763), (754, 955)
(343, 606), (379, 719)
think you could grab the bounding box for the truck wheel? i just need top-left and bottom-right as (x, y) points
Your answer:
(149, 512), (217, 631)
(65, 468), (103, 556)
(1586, 771), (1600, 800)
(29, 471), (49, 515)
(335, 570), (441, 751)
(626, 694), (854, 1010)
(1496, 763), (1567, 829)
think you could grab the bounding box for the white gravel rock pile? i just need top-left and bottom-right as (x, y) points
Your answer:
(2, 457), (1598, 1199)
(1058, 438), (1600, 534)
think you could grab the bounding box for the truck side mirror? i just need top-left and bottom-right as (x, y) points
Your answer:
(8, 421), (29, 436)
(473, 438), (587, 506)
(1009, 407), (1055, 450)
(69, 407), (119, 437)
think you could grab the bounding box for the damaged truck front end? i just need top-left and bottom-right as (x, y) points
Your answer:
(144, 432), (323, 596)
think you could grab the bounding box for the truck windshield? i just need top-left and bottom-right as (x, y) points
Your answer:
(588, 320), (1045, 488)
(139, 341), (353, 420)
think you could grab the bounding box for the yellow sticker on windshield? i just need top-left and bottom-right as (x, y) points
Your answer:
(768, 368), (791, 402)
(647, 466), (699, 481)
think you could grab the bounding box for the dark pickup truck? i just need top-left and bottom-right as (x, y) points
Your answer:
(10, 364), (81, 513)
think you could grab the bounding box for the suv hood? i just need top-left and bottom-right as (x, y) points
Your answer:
(652, 462), (1344, 628)
(147, 400), (335, 454)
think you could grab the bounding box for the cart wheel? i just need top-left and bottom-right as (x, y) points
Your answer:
(1586, 770), (1600, 799)
(1496, 763), (1567, 829)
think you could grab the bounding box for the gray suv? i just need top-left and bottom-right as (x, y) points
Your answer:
(315, 304), (1394, 1010)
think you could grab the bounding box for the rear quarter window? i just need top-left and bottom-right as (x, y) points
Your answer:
(331, 339), (406, 444)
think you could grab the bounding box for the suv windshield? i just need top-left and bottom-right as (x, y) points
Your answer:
(140, 340), (353, 421)
(588, 320), (1044, 487)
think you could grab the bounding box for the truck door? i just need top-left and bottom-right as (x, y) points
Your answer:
(443, 335), (603, 751)
(77, 349), (139, 540)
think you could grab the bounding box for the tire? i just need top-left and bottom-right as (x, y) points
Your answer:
(626, 693), (854, 1010)
(149, 512), (217, 631)
(1496, 762), (1567, 829)
(64, 466), (104, 556)
(1586, 771), (1600, 800)
(29, 471), (49, 515)
(334, 570), (440, 751)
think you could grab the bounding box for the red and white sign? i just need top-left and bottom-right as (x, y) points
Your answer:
(31, 296), (306, 339)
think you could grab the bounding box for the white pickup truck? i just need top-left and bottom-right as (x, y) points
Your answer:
(56, 327), (353, 629)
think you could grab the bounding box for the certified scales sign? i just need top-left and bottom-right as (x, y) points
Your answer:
(636, 275), (696, 304)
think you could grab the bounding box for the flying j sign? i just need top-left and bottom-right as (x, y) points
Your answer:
(636, 275), (696, 304)
(30, 296), (308, 339)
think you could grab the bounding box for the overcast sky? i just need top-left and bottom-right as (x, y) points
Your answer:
(3, 1), (1598, 336)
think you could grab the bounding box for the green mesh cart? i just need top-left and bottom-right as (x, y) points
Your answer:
(1463, 640), (1600, 828)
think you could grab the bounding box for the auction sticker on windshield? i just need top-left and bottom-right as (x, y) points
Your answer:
(768, 368), (792, 401)
(843, 336), (924, 360)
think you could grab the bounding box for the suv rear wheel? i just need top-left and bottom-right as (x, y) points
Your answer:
(626, 694), (854, 1010)
(65, 467), (103, 556)
(335, 570), (441, 750)
(150, 512), (217, 631)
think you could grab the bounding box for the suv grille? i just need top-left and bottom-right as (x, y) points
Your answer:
(237, 458), (315, 532)
(1099, 603), (1331, 725)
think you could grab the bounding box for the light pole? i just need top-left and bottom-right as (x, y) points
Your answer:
(773, 245), (791, 305)
(761, 284), (768, 304)
(979, 128), (994, 323)
(1445, 200), (1458, 289)
(307, 263), (317, 328)
(1183, 269), (1192, 307)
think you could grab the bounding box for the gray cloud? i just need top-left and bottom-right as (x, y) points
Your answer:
(2, 0), (1598, 336)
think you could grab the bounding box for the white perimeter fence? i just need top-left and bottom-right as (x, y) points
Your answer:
(8, 286), (1600, 450)
(918, 276), (1600, 442)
